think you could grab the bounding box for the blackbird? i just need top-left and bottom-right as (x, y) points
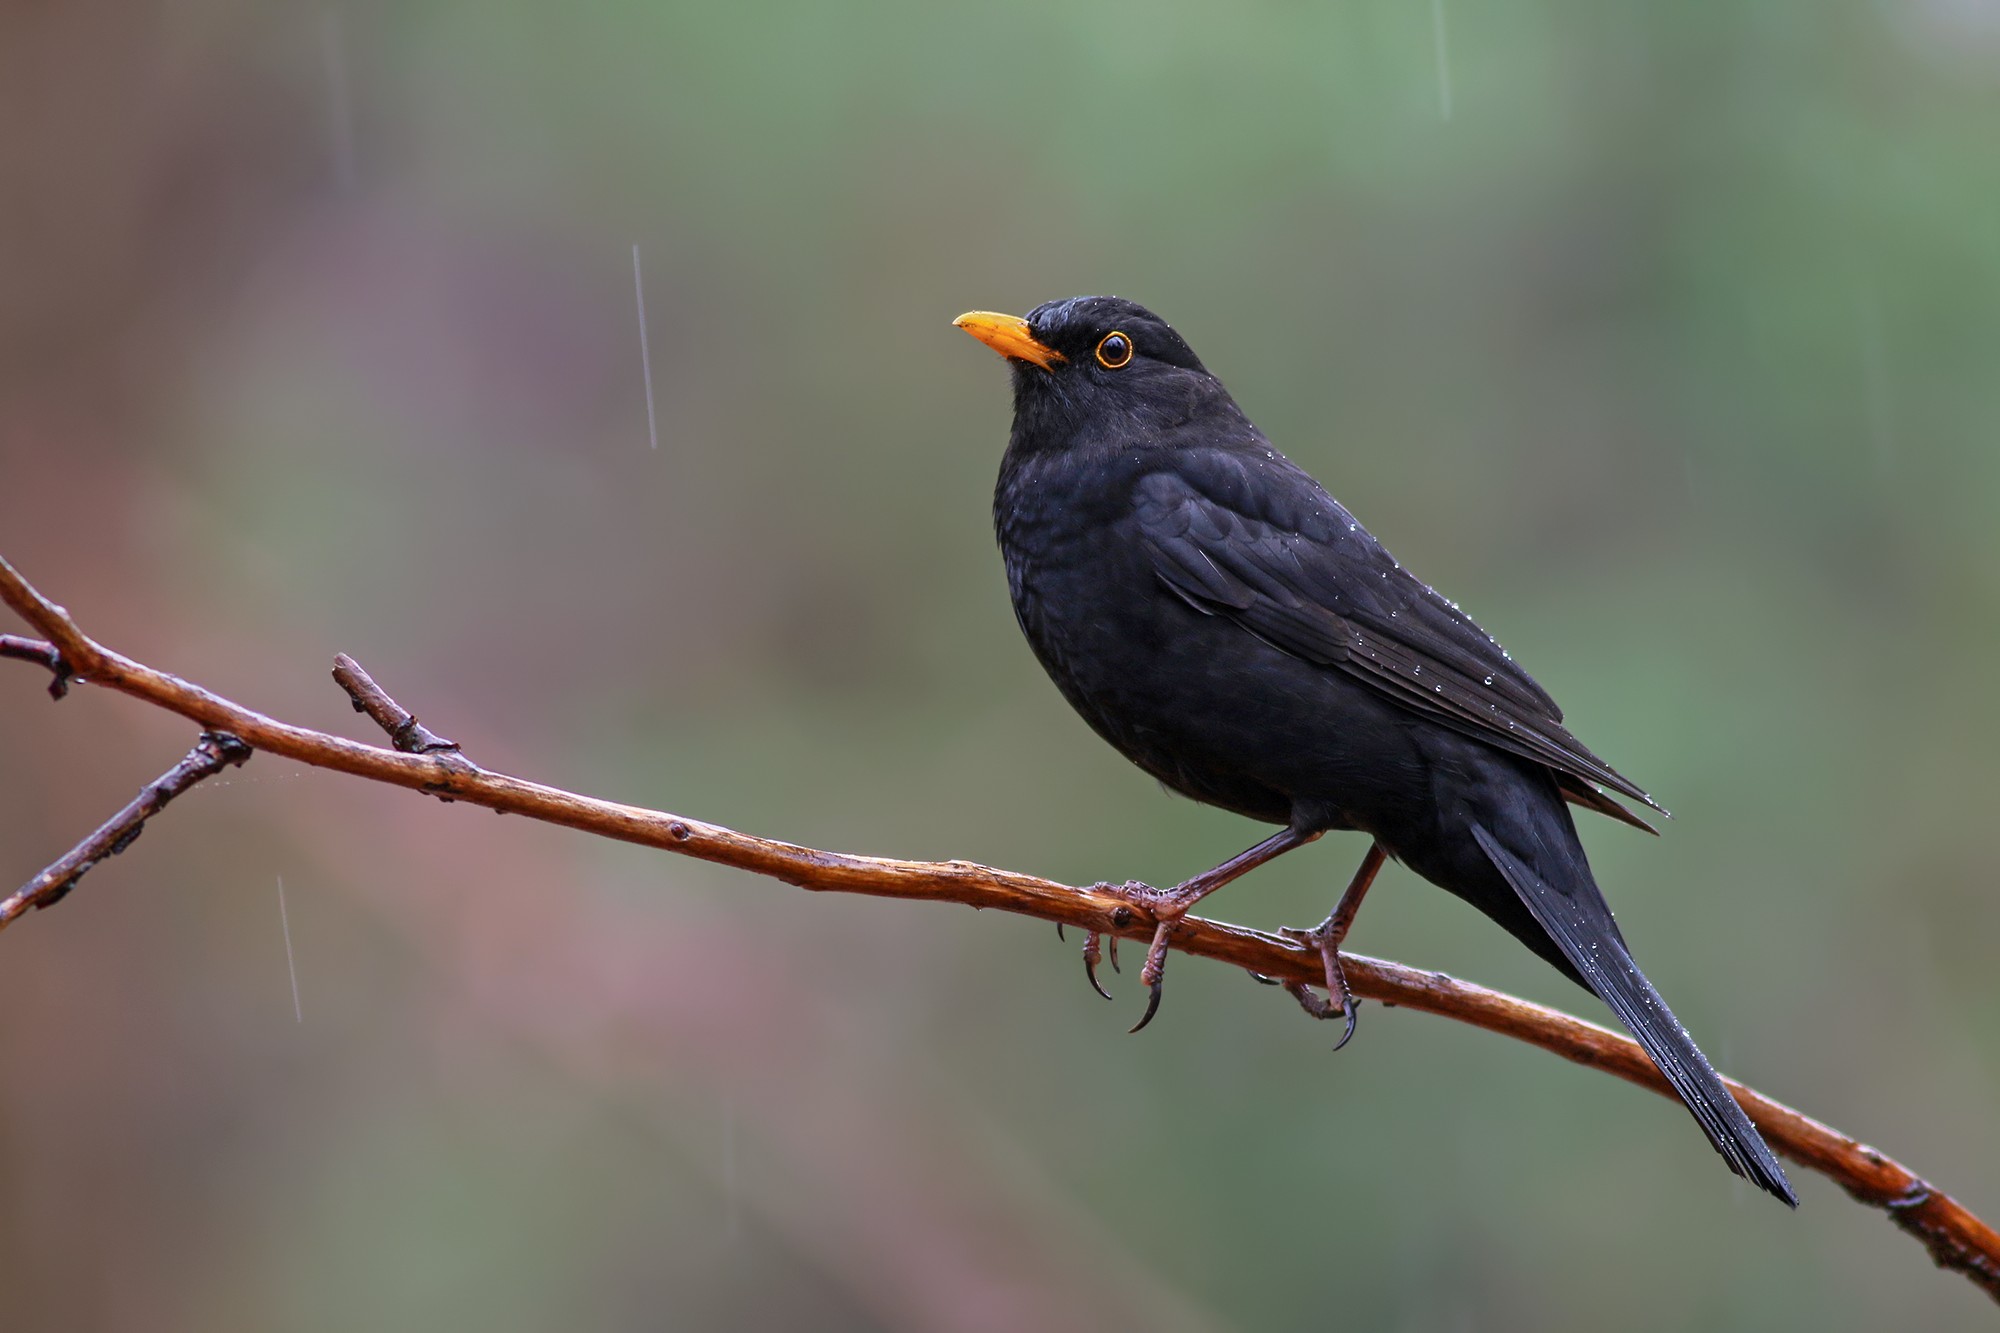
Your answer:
(956, 295), (1795, 1206)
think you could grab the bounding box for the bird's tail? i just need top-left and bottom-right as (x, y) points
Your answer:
(1470, 824), (1798, 1207)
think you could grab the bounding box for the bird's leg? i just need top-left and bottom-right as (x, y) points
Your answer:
(1098, 826), (1322, 1034)
(1278, 841), (1387, 1051)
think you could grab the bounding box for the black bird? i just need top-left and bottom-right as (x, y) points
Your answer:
(956, 295), (1796, 1206)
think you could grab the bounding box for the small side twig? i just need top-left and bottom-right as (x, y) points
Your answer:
(331, 652), (477, 801)
(1, 731), (252, 927)
(0, 633), (71, 699)
(331, 652), (464, 755)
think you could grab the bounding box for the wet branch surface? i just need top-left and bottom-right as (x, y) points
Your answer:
(3, 552), (1995, 1301)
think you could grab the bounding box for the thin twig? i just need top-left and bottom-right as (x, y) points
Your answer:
(2, 551), (1996, 1301)
(332, 652), (466, 756)
(0, 633), (71, 698)
(1, 730), (251, 926)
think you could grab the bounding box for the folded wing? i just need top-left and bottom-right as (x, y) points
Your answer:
(1131, 453), (1662, 821)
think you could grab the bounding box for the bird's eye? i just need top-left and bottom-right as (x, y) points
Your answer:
(1095, 332), (1133, 369)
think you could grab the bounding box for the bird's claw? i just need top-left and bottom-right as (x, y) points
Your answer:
(1081, 931), (1114, 1001)
(1067, 880), (1184, 1029)
(1276, 926), (1362, 1051)
(1324, 989), (1359, 1052)
(1129, 975), (1165, 1033)
(1278, 978), (1361, 1049)
(1333, 1000), (1358, 1052)
(1127, 919), (1177, 1034)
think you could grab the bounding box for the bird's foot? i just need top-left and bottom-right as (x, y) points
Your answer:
(1276, 924), (1361, 1051)
(1073, 879), (1195, 1034)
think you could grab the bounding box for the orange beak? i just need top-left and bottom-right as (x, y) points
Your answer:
(953, 310), (1064, 371)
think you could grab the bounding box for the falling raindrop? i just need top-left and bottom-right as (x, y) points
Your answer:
(277, 875), (302, 1023)
(633, 245), (660, 450)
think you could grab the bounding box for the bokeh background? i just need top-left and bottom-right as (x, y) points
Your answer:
(5, 2), (1999, 1328)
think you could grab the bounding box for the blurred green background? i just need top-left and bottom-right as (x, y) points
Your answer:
(4, 1), (1998, 1328)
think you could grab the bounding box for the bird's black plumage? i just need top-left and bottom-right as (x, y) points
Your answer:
(959, 294), (1795, 1206)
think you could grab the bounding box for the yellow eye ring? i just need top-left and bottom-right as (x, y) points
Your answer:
(1095, 331), (1134, 369)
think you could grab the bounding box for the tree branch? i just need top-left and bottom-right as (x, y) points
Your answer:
(331, 651), (465, 757)
(1, 730), (252, 925)
(0, 632), (72, 698)
(3, 551), (1996, 1301)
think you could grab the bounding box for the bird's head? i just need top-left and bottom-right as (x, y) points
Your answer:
(954, 296), (1226, 454)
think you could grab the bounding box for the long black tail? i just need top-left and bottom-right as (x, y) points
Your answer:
(1470, 824), (1797, 1207)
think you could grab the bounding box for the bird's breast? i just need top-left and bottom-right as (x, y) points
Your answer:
(994, 452), (1431, 831)
(995, 466), (1294, 822)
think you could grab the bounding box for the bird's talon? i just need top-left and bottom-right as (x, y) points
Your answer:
(1128, 978), (1164, 1034)
(1126, 920), (1177, 1032)
(1331, 998), (1359, 1052)
(1277, 956), (1362, 1050)
(1081, 931), (1114, 1001)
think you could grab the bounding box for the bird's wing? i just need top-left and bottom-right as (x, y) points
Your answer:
(1131, 454), (1662, 815)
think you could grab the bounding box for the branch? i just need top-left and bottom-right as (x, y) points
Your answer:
(331, 651), (465, 757)
(0, 632), (72, 698)
(1, 730), (252, 925)
(3, 551), (1996, 1301)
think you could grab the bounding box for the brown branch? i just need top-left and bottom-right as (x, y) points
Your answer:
(331, 651), (465, 756)
(0, 632), (72, 698)
(3, 551), (1996, 1302)
(2, 730), (251, 925)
